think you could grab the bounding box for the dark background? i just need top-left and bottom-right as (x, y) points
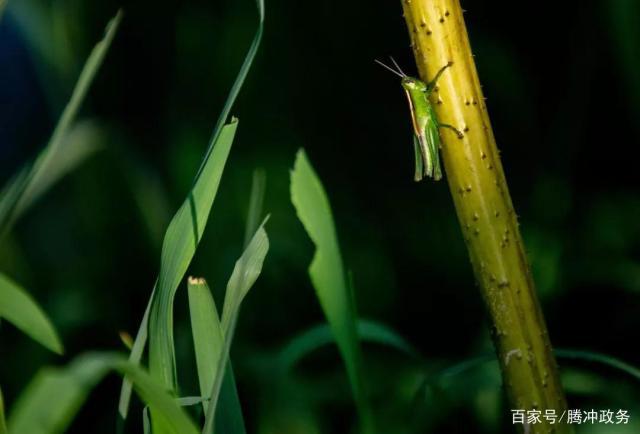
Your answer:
(1, 0), (639, 432)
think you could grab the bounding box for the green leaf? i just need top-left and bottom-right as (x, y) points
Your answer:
(187, 278), (248, 434)
(121, 0), (265, 420)
(215, 369), (246, 434)
(290, 149), (372, 432)
(0, 12), (120, 237)
(202, 222), (270, 434)
(196, 0), (264, 180)
(279, 320), (418, 372)
(117, 66), (242, 430)
(220, 222), (270, 336)
(148, 118), (238, 391)
(118, 287), (153, 419)
(8, 353), (199, 434)
(149, 0), (266, 391)
(190, 170), (266, 432)
(187, 277), (223, 415)
(0, 272), (63, 354)
(143, 407), (151, 434)
(16, 120), (104, 220)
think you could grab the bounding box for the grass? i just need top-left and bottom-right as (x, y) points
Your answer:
(1, 2), (270, 433)
(0, 10), (121, 238)
(290, 149), (373, 433)
(1, 1), (640, 434)
(0, 273), (63, 354)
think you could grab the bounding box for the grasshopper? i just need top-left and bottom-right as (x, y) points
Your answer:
(376, 58), (463, 181)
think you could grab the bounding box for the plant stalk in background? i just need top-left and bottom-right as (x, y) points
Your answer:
(399, 1), (572, 432)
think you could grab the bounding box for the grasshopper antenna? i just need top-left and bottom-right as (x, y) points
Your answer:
(389, 56), (408, 76)
(374, 59), (405, 78)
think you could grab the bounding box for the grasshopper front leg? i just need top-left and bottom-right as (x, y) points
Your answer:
(438, 123), (464, 139)
(427, 61), (453, 92)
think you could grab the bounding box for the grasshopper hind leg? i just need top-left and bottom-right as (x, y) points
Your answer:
(413, 135), (436, 181)
(413, 135), (425, 182)
(432, 150), (443, 181)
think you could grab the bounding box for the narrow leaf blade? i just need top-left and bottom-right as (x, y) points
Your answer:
(187, 277), (223, 414)
(121, 0), (265, 419)
(148, 119), (238, 390)
(0, 11), (121, 236)
(203, 222), (269, 433)
(290, 149), (372, 431)
(118, 286), (154, 419)
(9, 353), (199, 434)
(188, 277), (248, 434)
(0, 272), (63, 354)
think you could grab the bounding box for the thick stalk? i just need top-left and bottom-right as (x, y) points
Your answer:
(400, 1), (572, 432)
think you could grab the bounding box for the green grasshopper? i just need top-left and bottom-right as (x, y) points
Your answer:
(376, 58), (462, 181)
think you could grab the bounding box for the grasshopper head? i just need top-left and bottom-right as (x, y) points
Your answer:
(401, 77), (427, 92)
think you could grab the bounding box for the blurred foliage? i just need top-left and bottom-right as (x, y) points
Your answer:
(1, 0), (639, 433)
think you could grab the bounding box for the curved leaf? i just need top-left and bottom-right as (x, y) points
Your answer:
(188, 277), (247, 434)
(290, 149), (372, 432)
(0, 272), (62, 354)
(202, 222), (269, 433)
(149, 118), (238, 390)
(0, 11), (120, 237)
(9, 353), (199, 434)
(121, 0), (265, 421)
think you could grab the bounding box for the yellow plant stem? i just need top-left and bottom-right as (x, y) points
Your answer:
(400, 1), (572, 432)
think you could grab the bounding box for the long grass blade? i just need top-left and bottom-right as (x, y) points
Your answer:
(149, 0), (265, 390)
(214, 168), (266, 434)
(215, 369), (246, 434)
(118, 286), (154, 419)
(195, 0), (264, 181)
(189, 167), (266, 432)
(0, 12), (121, 238)
(187, 277), (248, 434)
(14, 120), (104, 219)
(122, 0), (265, 419)
(0, 0), (7, 21)
(8, 352), (199, 434)
(202, 221), (269, 434)
(0, 272), (63, 354)
(188, 277), (223, 415)
(290, 149), (372, 432)
(148, 119), (238, 390)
